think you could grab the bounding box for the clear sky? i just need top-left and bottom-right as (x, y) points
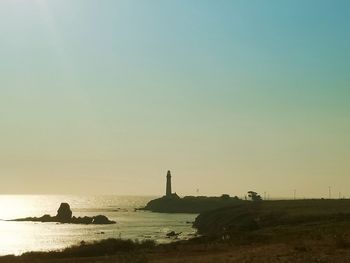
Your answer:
(1, 0), (349, 197)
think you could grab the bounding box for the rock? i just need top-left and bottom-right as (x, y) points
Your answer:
(82, 216), (94, 224)
(40, 214), (53, 222)
(10, 203), (116, 225)
(166, 231), (182, 237)
(167, 231), (176, 237)
(71, 216), (94, 224)
(92, 215), (116, 224)
(56, 203), (72, 222)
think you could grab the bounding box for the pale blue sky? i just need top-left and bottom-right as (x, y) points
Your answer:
(0, 0), (349, 197)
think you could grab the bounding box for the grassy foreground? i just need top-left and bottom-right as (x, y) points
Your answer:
(3, 199), (350, 262)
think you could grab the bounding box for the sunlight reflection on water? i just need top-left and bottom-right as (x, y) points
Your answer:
(0, 195), (197, 256)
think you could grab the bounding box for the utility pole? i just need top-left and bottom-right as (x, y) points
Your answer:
(328, 186), (332, 199)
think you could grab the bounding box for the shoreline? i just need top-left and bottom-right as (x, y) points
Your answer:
(3, 199), (350, 262)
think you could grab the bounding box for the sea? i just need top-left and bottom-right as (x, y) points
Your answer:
(0, 195), (198, 256)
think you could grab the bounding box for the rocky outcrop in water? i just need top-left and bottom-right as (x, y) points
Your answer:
(56, 203), (73, 222)
(10, 203), (116, 225)
(166, 231), (182, 238)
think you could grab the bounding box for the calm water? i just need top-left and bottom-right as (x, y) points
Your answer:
(0, 195), (197, 256)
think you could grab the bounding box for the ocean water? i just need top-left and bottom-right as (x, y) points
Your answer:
(0, 195), (198, 256)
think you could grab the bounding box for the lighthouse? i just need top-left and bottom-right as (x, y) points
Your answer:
(166, 170), (172, 196)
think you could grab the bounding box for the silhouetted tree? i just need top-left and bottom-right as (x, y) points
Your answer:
(220, 194), (230, 200)
(248, 191), (262, 201)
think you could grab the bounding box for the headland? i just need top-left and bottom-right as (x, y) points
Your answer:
(142, 170), (242, 213)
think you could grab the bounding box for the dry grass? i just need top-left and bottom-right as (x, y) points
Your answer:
(3, 240), (350, 263)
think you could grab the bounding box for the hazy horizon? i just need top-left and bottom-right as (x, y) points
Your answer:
(1, 0), (349, 197)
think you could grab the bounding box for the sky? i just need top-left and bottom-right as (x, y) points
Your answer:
(0, 0), (349, 197)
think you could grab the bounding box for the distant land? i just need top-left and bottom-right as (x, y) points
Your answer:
(142, 170), (242, 213)
(142, 194), (242, 213)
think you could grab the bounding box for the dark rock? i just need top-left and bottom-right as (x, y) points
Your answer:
(166, 231), (182, 237)
(92, 215), (116, 224)
(41, 214), (52, 221)
(82, 216), (94, 224)
(166, 231), (176, 237)
(71, 216), (94, 224)
(56, 203), (72, 222)
(10, 203), (116, 225)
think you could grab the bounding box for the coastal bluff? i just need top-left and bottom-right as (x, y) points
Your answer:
(142, 195), (242, 213)
(142, 170), (242, 213)
(10, 203), (116, 225)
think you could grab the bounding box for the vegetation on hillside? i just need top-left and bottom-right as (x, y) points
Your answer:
(194, 199), (350, 239)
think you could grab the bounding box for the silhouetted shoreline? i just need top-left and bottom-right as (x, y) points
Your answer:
(3, 199), (350, 262)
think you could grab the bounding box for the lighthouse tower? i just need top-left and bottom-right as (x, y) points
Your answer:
(166, 170), (172, 196)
